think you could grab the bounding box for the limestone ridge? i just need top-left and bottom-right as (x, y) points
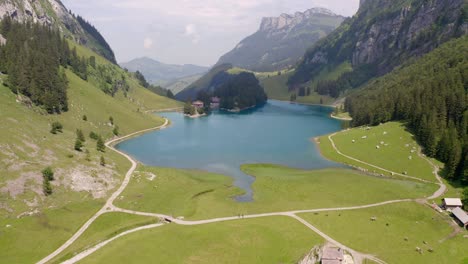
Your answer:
(215, 7), (345, 72)
(259, 8), (339, 32)
(0, 0), (116, 63)
(289, 0), (468, 85)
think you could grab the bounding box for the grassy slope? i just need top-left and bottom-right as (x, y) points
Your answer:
(114, 165), (435, 220)
(318, 122), (437, 182)
(0, 42), (179, 263)
(80, 216), (324, 264)
(260, 62), (351, 104)
(300, 202), (468, 264)
(50, 213), (157, 264)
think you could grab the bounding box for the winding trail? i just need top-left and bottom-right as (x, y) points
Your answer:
(37, 119), (170, 264)
(38, 120), (446, 264)
(59, 199), (406, 264)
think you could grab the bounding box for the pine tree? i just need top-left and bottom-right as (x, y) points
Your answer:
(43, 178), (52, 196)
(41, 167), (54, 181)
(100, 155), (106, 167)
(96, 136), (105, 152)
(113, 126), (119, 136)
(74, 138), (83, 151)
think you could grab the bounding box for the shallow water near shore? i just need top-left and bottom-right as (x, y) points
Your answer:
(116, 100), (344, 202)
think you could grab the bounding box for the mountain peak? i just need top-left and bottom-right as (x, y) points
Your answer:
(260, 7), (340, 31)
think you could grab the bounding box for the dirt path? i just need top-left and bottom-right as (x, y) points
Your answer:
(145, 107), (183, 113)
(36, 119), (169, 264)
(59, 199), (402, 264)
(327, 133), (446, 200)
(61, 223), (164, 264)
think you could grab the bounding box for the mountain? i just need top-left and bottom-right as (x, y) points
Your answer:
(284, 0), (467, 181)
(120, 57), (209, 87)
(175, 63), (233, 101)
(215, 8), (345, 72)
(163, 74), (204, 95)
(0, 0), (116, 63)
(289, 0), (467, 90)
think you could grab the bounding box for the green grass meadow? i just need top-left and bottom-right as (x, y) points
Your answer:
(318, 122), (436, 182)
(114, 165), (435, 220)
(79, 216), (324, 264)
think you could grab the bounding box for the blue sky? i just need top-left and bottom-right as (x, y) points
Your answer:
(62, 0), (359, 66)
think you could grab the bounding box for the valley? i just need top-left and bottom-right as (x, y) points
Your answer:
(0, 0), (467, 263)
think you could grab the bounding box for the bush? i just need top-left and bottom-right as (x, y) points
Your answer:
(89, 131), (99, 140)
(100, 155), (106, 166)
(76, 129), (85, 142)
(74, 138), (83, 151)
(50, 122), (63, 134)
(43, 179), (52, 196)
(97, 136), (105, 152)
(113, 126), (119, 136)
(42, 167), (54, 196)
(82, 115), (88, 121)
(41, 167), (54, 181)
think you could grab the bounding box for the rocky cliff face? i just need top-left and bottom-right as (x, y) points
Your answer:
(352, 0), (467, 66)
(216, 8), (344, 72)
(289, 0), (467, 85)
(0, 0), (116, 63)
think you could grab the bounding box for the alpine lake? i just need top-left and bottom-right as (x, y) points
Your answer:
(116, 100), (345, 201)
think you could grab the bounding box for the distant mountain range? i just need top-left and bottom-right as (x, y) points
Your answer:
(120, 57), (209, 87)
(215, 7), (345, 72)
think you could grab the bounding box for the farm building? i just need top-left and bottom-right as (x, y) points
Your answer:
(442, 198), (463, 211)
(322, 246), (344, 264)
(451, 207), (468, 229)
(210, 97), (220, 109)
(192, 100), (204, 109)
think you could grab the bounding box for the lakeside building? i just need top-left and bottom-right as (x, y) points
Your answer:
(192, 100), (204, 109)
(210, 97), (220, 109)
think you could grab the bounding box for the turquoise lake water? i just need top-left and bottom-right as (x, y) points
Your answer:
(116, 100), (344, 201)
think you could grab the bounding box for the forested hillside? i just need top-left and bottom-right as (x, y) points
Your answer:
(0, 17), (91, 113)
(0, 0), (117, 63)
(345, 37), (467, 182)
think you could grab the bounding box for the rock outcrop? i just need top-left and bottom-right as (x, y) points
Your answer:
(352, 0), (467, 67)
(216, 8), (345, 72)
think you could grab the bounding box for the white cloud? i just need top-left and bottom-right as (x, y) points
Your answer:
(184, 24), (201, 44)
(143, 37), (153, 49)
